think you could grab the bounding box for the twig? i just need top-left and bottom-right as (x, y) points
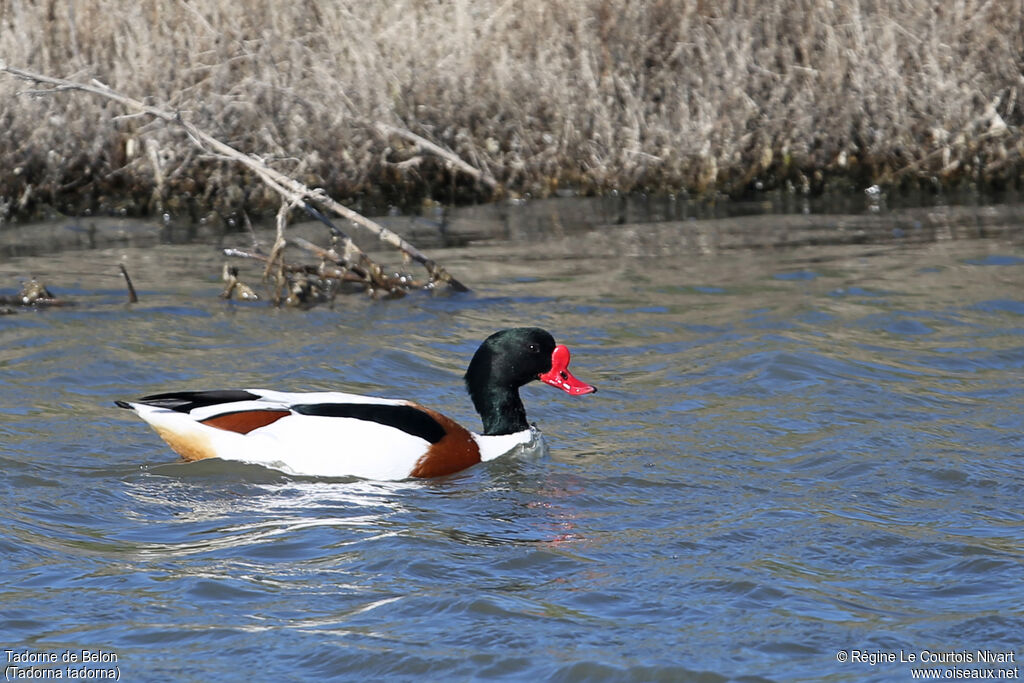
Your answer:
(290, 238), (385, 285)
(0, 63), (469, 293)
(241, 211), (264, 254)
(223, 246), (363, 283)
(375, 122), (499, 191)
(265, 199), (294, 302)
(118, 264), (139, 303)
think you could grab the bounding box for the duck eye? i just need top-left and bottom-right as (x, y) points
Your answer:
(529, 344), (539, 353)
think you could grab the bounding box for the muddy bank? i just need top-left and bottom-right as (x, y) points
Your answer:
(3, 196), (1023, 262)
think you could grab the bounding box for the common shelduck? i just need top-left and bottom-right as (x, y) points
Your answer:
(116, 328), (596, 480)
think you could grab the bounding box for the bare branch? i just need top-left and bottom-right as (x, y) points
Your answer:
(375, 122), (498, 191)
(118, 264), (139, 303)
(0, 63), (469, 293)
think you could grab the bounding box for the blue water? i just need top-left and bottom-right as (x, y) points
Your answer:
(1, 227), (1023, 681)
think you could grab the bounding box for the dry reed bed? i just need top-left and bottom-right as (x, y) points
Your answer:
(1, 0), (1022, 222)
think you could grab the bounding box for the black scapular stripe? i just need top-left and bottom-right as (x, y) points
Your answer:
(128, 390), (262, 413)
(291, 403), (447, 444)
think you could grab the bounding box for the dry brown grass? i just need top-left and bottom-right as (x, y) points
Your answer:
(1, 0), (1022, 221)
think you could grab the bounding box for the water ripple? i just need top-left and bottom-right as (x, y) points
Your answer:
(2, 235), (1023, 680)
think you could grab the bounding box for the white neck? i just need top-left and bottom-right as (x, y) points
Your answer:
(472, 426), (543, 462)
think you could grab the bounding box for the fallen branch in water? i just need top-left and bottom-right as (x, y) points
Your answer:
(220, 266), (260, 301)
(0, 278), (71, 309)
(220, 240), (400, 306)
(0, 63), (470, 297)
(119, 264), (139, 303)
